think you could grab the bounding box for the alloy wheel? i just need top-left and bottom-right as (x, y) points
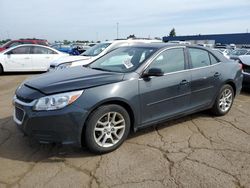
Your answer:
(219, 88), (233, 113)
(94, 112), (125, 148)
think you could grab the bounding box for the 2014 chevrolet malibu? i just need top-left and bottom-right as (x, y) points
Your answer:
(13, 44), (243, 153)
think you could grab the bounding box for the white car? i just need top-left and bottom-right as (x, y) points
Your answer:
(49, 39), (162, 71)
(0, 44), (68, 73)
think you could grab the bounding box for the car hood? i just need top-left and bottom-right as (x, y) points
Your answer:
(239, 55), (250, 66)
(24, 67), (124, 95)
(50, 55), (92, 66)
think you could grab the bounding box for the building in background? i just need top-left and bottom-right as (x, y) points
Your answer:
(163, 33), (250, 48)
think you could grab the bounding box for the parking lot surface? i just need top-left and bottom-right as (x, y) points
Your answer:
(0, 73), (250, 188)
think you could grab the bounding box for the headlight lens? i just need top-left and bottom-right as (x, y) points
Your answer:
(57, 62), (72, 70)
(33, 90), (83, 111)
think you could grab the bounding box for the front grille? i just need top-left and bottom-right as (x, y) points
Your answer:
(15, 107), (24, 122)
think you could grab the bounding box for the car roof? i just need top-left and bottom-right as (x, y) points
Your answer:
(5, 44), (61, 53)
(116, 42), (212, 50)
(104, 39), (162, 44)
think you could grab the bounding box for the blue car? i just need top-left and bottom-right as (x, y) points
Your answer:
(51, 44), (81, 55)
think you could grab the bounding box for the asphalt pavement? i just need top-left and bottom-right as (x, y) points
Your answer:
(0, 73), (250, 188)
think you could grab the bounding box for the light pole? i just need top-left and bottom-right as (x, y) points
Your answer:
(116, 22), (119, 39)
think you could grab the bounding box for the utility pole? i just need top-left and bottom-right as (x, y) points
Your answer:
(116, 22), (119, 39)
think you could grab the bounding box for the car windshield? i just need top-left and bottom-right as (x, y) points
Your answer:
(81, 42), (111, 57)
(89, 47), (157, 73)
(231, 49), (248, 55)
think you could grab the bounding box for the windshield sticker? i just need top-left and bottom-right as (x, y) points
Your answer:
(123, 58), (134, 69)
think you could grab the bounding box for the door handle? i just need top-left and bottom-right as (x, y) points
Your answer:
(180, 80), (189, 85)
(45, 57), (50, 59)
(24, 57), (30, 60)
(214, 72), (221, 77)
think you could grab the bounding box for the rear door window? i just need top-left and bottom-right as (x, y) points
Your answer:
(32, 46), (57, 54)
(189, 48), (211, 68)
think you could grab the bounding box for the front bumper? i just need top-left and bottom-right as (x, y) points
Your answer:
(13, 96), (88, 146)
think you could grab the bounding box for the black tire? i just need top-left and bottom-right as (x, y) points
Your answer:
(211, 84), (234, 116)
(0, 64), (3, 74)
(84, 104), (130, 154)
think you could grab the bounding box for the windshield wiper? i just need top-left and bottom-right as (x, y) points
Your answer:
(90, 67), (108, 72)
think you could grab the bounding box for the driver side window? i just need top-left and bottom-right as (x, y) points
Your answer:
(148, 48), (185, 74)
(8, 46), (31, 54)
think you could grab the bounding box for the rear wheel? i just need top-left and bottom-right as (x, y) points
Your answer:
(211, 84), (234, 116)
(84, 104), (130, 154)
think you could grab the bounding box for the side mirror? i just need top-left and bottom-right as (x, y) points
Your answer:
(142, 68), (164, 78)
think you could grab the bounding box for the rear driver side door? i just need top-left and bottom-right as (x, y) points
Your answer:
(187, 47), (219, 109)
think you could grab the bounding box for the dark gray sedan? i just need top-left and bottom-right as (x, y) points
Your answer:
(13, 43), (243, 153)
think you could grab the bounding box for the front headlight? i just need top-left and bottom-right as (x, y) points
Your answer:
(33, 90), (83, 111)
(57, 62), (72, 70)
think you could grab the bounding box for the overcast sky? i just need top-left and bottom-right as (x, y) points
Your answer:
(0, 0), (250, 42)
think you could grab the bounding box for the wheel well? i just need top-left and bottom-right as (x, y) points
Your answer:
(225, 81), (236, 96)
(81, 100), (135, 146)
(0, 63), (3, 71)
(102, 101), (135, 129)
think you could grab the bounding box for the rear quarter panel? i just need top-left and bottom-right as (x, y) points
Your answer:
(217, 60), (243, 96)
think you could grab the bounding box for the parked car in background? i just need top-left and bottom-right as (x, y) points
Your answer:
(13, 44), (242, 153)
(230, 48), (250, 60)
(50, 43), (76, 55)
(238, 55), (250, 87)
(213, 49), (230, 59)
(0, 39), (49, 52)
(0, 44), (68, 73)
(49, 39), (162, 71)
(51, 43), (91, 55)
(71, 43), (91, 54)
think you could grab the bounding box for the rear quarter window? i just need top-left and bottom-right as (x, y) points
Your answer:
(209, 54), (220, 65)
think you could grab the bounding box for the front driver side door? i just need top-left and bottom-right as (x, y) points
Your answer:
(139, 47), (191, 126)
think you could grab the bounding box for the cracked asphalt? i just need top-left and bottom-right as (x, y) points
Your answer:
(0, 73), (250, 188)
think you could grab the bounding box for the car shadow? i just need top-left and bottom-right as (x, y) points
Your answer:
(0, 112), (208, 163)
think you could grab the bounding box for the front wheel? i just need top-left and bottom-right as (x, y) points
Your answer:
(211, 84), (234, 116)
(84, 104), (130, 154)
